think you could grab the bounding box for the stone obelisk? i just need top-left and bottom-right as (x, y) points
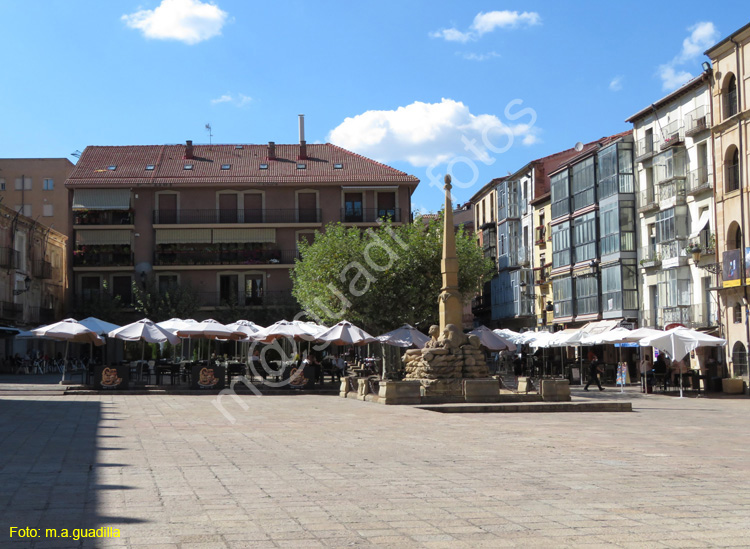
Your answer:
(438, 175), (463, 332)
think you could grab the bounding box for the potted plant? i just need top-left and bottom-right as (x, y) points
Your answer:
(685, 241), (702, 261)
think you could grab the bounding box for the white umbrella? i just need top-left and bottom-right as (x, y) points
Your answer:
(526, 331), (558, 349)
(224, 320), (263, 360)
(252, 320), (322, 343)
(468, 325), (514, 351)
(315, 320), (375, 346)
(176, 319), (244, 360)
(157, 318), (197, 360)
(78, 317), (121, 335)
(109, 318), (181, 344)
(638, 327), (727, 398)
(494, 328), (522, 344)
(31, 318), (104, 382)
(376, 324), (430, 349)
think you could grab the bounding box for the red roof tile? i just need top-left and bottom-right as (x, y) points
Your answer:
(66, 143), (420, 188)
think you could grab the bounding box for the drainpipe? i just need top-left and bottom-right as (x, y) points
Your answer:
(729, 37), (750, 375)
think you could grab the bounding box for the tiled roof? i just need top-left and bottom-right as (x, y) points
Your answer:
(548, 131), (633, 175)
(66, 143), (419, 188)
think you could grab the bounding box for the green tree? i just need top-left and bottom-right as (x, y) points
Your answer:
(291, 216), (494, 334)
(131, 276), (201, 322)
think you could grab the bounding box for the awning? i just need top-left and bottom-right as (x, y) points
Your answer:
(72, 189), (132, 211)
(581, 319), (620, 336)
(689, 210), (711, 239)
(76, 230), (132, 246)
(212, 228), (275, 243)
(155, 229), (212, 244)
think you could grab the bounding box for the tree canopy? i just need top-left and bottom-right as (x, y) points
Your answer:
(291, 216), (494, 334)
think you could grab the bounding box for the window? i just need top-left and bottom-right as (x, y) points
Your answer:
(43, 178), (54, 190)
(602, 260), (637, 312)
(600, 202), (619, 256)
(158, 275), (178, 293)
(43, 204), (53, 217)
(656, 208), (675, 243)
(553, 276), (573, 318)
(598, 145), (618, 199)
(575, 274), (599, 316)
(0, 179), (4, 191)
(573, 212), (596, 263)
(658, 268), (691, 309)
(551, 171), (570, 219)
(219, 274), (239, 305)
(725, 74), (738, 119)
(734, 305), (742, 324)
(15, 177), (32, 190)
(81, 276), (102, 300)
(259, 163), (268, 169)
(344, 193), (363, 222)
(183, 164), (193, 170)
(112, 275), (133, 306)
(297, 163), (306, 169)
(235, 145), (244, 149)
(146, 165), (155, 171)
(15, 205), (31, 217)
(107, 165), (116, 171)
(726, 147), (740, 192)
(298, 192), (318, 223)
(571, 157), (595, 211)
(221, 164), (231, 170)
(732, 341), (747, 377)
(244, 274), (264, 305)
(376, 192), (396, 220)
(334, 163), (343, 169)
(552, 222), (570, 268)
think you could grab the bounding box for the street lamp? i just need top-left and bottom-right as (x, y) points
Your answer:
(13, 276), (31, 296)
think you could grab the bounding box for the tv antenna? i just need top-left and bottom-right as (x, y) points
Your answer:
(205, 123), (213, 146)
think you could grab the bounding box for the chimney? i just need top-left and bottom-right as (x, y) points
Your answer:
(267, 141), (276, 160)
(185, 140), (194, 159)
(298, 114), (307, 160)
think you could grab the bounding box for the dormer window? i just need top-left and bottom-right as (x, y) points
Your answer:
(259, 163), (268, 170)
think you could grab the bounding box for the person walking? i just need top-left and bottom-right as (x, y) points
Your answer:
(584, 354), (605, 391)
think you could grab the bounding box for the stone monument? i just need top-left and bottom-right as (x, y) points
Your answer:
(401, 175), (494, 401)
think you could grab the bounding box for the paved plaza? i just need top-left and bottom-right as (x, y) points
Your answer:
(1, 381), (749, 548)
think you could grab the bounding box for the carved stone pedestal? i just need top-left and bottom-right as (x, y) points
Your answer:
(463, 379), (500, 402)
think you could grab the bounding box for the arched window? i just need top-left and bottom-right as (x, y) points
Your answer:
(731, 341), (747, 377)
(725, 74), (738, 118)
(725, 146), (740, 192)
(727, 222), (742, 250)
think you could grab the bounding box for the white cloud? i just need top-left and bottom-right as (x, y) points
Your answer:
(328, 98), (539, 168)
(122, 0), (229, 45)
(658, 21), (719, 91)
(609, 76), (623, 92)
(462, 51), (500, 61)
(430, 10), (540, 42)
(658, 65), (693, 91)
(210, 93), (252, 107)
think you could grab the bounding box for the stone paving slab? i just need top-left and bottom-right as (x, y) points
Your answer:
(0, 387), (748, 547)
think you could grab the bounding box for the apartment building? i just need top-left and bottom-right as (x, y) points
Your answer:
(470, 179), (500, 327)
(549, 132), (637, 328)
(706, 22), (750, 380)
(530, 191), (554, 331)
(627, 74), (718, 339)
(0, 201), (67, 331)
(0, 158), (74, 235)
(65, 122), (419, 320)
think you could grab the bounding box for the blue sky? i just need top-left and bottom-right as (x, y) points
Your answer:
(1, 1), (748, 213)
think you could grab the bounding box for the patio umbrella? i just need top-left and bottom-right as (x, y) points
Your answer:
(224, 320), (263, 360)
(252, 320), (323, 344)
(467, 325), (513, 351)
(176, 319), (244, 360)
(638, 327), (726, 398)
(494, 328), (523, 344)
(108, 318), (181, 344)
(156, 318), (197, 360)
(315, 320), (375, 346)
(376, 324), (430, 349)
(78, 317), (121, 336)
(31, 318), (104, 382)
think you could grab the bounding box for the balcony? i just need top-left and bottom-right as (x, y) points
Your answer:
(74, 210), (133, 225)
(659, 239), (688, 265)
(658, 177), (686, 206)
(517, 246), (530, 267)
(639, 246), (661, 269)
(518, 292), (535, 317)
(602, 289), (638, 313)
(534, 225), (547, 246)
(635, 136), (657, 162)
(638, 189), (658, 213)
(197, 290), (297, 308)
(659, 120), (685, 150)
(341, 208), (402, 223)
(73, 245), (133, 267)
(0, 301), (22, 322)
(29, 307), (56, 325)
(0, 247), (20, 269)
(535, 265), (551, 285)
(687, 166), (712, 196)
(32, 260), (52, 279)
(684, 106), (710, 137)
(153, 209), (322, 224)
(154, 247), (298, 266)
(662, 304), (718, 329)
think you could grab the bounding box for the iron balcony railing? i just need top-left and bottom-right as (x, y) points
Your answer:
(636, 135), (657, 160)
(662, 304), (718, 329)
(659, 239), (687, 261)
(32, 260), (52, 279)
(684, 106), (710, 136)
(0, 247), (20, 269)
(340, 208), (402, 223)
(658, 177), (686, 204)
(638, 189), (658, 213)
(0, 301), (22, 322)
(154, 249), (298, 266)
(687, 166), (712, 195)
(74, 211), (133, 225)
(639, 245), (661, 268)
(660, 120), (685, 150)
(535, 265), (551, 285)
(196, 290), (297, 308)
(724, 89), (738, 119)
(73, 250), (134, 267)
(153, 209), (322, 224)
